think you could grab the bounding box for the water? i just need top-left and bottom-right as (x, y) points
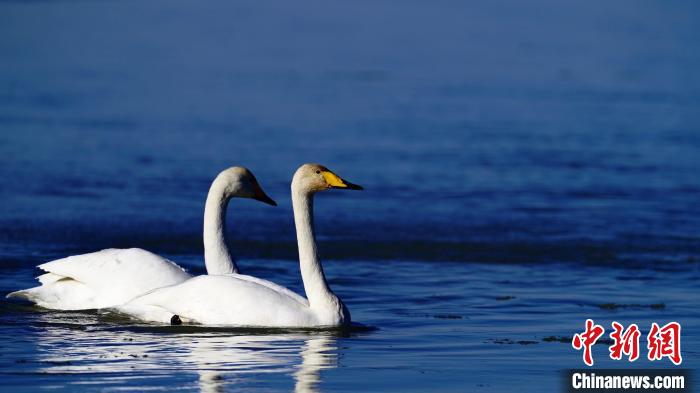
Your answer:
(1, 0), (699, 391)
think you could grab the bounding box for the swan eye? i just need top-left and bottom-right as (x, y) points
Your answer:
(315, 170), (321, 174)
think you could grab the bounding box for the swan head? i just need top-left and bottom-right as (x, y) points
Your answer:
(292, 163), (363, 194)
(214, 167), (277, 206)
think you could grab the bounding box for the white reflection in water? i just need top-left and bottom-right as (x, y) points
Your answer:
(293, 336), (337, 393)
(30, 313), (338, 392)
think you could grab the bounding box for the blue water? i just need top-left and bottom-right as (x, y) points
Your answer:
(1, 0), (699, 391)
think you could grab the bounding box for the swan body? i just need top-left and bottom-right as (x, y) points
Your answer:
(118, 164), (362, 327)
(6, 167), (276, 310)
(120, 274), (322, 326)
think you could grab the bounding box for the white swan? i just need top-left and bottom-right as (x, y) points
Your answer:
(117, 163), (362, 327)
(6, 167), (276, 310)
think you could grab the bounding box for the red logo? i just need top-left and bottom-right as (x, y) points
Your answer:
(572, 320), (682, 366)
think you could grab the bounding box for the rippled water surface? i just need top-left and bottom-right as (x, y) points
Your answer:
(1, 0), (699, 391)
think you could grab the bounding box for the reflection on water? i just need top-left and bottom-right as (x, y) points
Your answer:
(189, 335), (336, 393)
(29, 311), (338, 392)
(293, 336), (337, 393)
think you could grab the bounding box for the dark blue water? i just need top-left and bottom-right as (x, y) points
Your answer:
(1, 0), (699, 391)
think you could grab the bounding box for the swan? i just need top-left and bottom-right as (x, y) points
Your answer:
(6, 167), (276, 310)
(116, 163), (362, 327)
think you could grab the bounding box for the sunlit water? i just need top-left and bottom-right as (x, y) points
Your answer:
(1, 0), (699, 391)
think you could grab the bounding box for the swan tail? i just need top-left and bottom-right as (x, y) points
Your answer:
(6, 286), (54, 307)
(6, 288), (33, 301)
(5, 279), (99, 310)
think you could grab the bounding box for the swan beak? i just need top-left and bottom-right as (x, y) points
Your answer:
(322, 171), (363, 190)
(253, 186), (277, 206)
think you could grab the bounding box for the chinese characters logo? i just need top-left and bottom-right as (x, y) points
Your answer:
(572, 319), (681, 366)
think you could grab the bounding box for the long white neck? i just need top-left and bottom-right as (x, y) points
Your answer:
(203, 181), (237, 275)
(292, 187), (337, 311)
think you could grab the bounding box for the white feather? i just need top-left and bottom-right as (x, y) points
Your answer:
(7, 248), (191, 310)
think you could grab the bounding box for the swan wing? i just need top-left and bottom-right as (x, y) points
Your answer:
(122, 275), (315, 327)
(7, 248), (192, 309)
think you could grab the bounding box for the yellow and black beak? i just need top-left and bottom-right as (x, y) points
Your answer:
(252, 185), (277, 206)
(321, 170), (364, 190)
